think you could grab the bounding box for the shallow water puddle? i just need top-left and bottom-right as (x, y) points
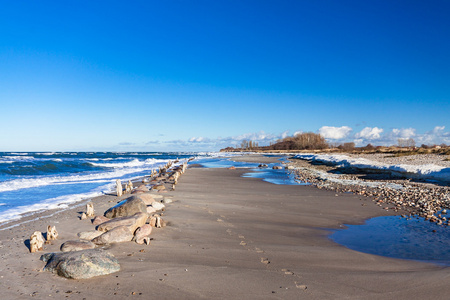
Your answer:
(242, 167), (309, 186)
(330, 216), (450, 266)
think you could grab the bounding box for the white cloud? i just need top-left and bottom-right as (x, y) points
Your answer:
(390, 128), (416, 139)
(318, 126), (352, 139)
(355, 127), (383, 140)
(188, 137), (211, 143)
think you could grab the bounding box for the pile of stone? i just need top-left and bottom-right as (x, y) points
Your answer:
(287, 160), (450, 226)
(31, 160), (187, 279)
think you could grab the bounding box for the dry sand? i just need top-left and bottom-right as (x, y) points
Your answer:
(0, 155), (449, 299)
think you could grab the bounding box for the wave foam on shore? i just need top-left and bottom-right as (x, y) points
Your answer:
(294, 153), (450, 184)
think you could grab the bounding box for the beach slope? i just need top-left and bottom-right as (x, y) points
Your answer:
(0, 158), (449, 299)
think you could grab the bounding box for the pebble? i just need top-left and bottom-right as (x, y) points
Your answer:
(289, 156), (450, 226)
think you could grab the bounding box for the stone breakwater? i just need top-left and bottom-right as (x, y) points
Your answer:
(287, 154), (450, 226)
(31, 159), (190, 279)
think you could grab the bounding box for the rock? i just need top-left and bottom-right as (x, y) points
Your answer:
(149, 215), (165, 228)
(46, 225), (58, 241)
(162, 197), (173, 204)
(86, 203), (95, 217)
(116, 179), (123, 197)
(149, 194), (164, 201)
(91, 226), (134, 245)
(30, 231), (45, 253)
(77, 230), (104, 240)
(80, 213), (87, 220)
(152, 184), (166, 191)
(272, 166), (283, 170)
(151, 201), (165, 211)
(134, 224), (153, 244)
(60, 240), (96, 252)
(133, 184), (149, 193)
(285, 165), (294, 170)
(138, 193), (156, 205)
(146, 206), (157, 214)
(228, 166), (236, 170)
(97, 212), (148, 233)
(104, 195), (147, 218)
(258, 164), (268, 168)
(92, 215), (110, 226)
(40, 249), (120, 279)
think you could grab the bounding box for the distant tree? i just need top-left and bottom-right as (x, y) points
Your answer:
(363, 143), (375, 151)
(398, 138), (415, 148)
(266, 132), (328, 150)
(338, 142), (355, 152)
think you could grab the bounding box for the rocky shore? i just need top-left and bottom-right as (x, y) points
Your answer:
(287, 153), (450, 225)
(1, 154), (450, 299)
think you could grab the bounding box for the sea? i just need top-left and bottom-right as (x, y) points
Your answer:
(0, 152), (204, 227)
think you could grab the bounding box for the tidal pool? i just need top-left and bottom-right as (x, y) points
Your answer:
(330, 215), (450, 266)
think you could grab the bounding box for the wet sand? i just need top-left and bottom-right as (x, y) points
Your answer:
(0, 155), (449, 299)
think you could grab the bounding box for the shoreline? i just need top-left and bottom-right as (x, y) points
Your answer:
(0, 154), (449, 299)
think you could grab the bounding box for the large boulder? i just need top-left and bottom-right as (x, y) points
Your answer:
(132, 184), (150, 194)
(146, 206), (157, 214)
(91, 226), (134, 245)
(104, 196), (147, 218)
(138, 193), (156, 205)
(97, 212), (148, 233)
(92, 215), (110, 226)
(40, 249), (120, 279)
(133, 224), (153, 244)
(60, 240), (96, 252)
(77, 230), (103, 240)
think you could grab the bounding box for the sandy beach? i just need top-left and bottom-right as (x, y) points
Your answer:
(1, 154), (449, 299)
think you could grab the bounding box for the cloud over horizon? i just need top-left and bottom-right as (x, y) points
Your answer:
(113, 126), (450, 152)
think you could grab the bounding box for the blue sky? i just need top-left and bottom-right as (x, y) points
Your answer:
(1, 1), (449, 151)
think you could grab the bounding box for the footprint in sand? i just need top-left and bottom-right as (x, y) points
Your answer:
(295, 282), (307, 290)
(281, 268), (294, 275)
(260, 258), (270, 264)
(240, 241), (247, 246)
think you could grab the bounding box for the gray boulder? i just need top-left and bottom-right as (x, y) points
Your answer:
(40, 249), (120, 279)
(91, 225), (133, 245)
(60, 240), (96, 252)
(77, 230), (103, 240)
(104, 195), (147, 218)
(138, 193), (156, 205)
(97, 212), (147, 233)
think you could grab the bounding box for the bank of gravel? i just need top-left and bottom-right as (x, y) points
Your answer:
(287, 153), (450, 225)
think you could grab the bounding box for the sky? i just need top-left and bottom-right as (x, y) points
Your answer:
(1, 0), (449, 151)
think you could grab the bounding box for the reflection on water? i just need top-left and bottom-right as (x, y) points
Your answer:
(243, 167), (309, 186)
(195, 157), (308, 186)
(330, 216), (450, 266)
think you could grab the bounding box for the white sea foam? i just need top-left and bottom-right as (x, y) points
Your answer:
(3, 156), (34, 160)
(0, 182), (114, 224)
(88, 158), (168, 168)
(53, 159), (63, 162)
(0, 159), (167, 193)
(295, 153), (450, 183)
